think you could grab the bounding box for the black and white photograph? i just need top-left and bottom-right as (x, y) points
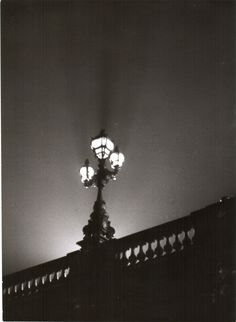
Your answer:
(2, 0), (235, 320)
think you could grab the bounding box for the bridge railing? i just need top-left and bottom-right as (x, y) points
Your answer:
(3, 255), (71, 299)
(107, 196), (234, 270)
(3, 196), (234, 301)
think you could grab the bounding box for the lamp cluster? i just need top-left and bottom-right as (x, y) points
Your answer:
(78, 130), (124, 251)
(80, 130), (125, 188)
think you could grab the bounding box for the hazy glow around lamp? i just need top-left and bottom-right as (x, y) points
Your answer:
(91, 130), (114, 159)
(80, 159), (95, 183)
(110, 146), (125, 169)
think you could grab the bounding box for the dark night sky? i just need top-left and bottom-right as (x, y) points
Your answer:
(2, 0), (235, 275)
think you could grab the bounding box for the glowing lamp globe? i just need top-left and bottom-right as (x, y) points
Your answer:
(80, 159), (95, 183)
(110, 147), (125, 169)
(91, 130), (114, 159)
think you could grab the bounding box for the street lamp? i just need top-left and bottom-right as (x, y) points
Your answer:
(77, 129), (125, 252)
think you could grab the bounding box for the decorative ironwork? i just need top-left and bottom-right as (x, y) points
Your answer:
(78, 130), (125, 252)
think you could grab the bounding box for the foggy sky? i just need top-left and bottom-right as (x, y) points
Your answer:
(2, 0), (235, 275)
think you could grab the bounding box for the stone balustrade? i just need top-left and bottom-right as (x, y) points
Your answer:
(113, 216), (196, 267)
(2, 196), (235, 321)
(3, 256), (70, 299)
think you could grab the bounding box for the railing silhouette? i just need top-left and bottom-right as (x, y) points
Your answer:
(3, 196), (235, 321)
(113, 216), (196, 267)
(3, 211), (197, 298)
(3, 255), (70, 299)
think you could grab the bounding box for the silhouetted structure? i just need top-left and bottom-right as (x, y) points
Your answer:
(78, 129), (124, 252)
(3, 197), (235, 321)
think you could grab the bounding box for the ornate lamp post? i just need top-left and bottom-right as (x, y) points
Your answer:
(77, 129), (125, 252)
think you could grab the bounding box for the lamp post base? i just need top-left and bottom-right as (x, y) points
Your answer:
(77, 197), (115, 252)
(77, 235), (110, 252)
